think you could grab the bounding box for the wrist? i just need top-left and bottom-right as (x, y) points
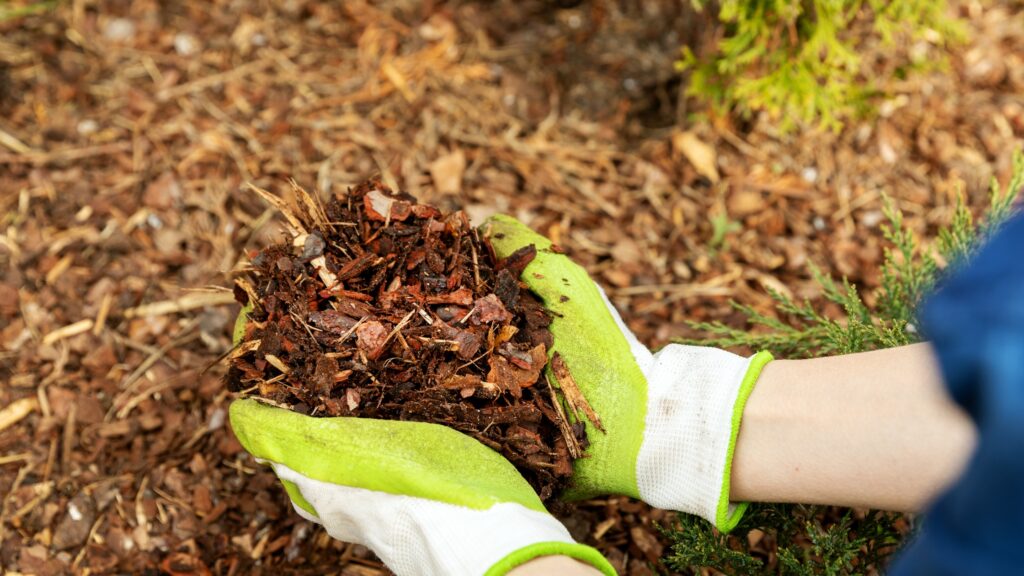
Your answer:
(506, 554), (607, 576)
(634, 346), (772, 531)
(491, 543), (615, 576)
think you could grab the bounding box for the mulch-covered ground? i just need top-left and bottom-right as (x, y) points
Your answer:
(1, 1), (1021, 574)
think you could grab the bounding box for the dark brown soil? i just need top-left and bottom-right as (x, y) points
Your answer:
(226, 180), (586, 501)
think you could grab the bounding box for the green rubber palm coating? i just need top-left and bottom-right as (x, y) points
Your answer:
(485, 215), (647, 499)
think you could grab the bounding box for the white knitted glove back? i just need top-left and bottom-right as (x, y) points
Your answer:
(602, 291), (768, 530)
(271, 462), (579, 576)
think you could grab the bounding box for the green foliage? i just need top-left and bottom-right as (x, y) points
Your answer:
(664, 505), (904, 575)
(682, 150), (1023, 360)
(710, 211), (742, 251)
(0, 1), (58, 23)
(678, 0), (964, 131)
(664, 151), (1022, 575)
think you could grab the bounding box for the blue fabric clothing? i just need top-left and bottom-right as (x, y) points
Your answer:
(889, 213), (1024, 575)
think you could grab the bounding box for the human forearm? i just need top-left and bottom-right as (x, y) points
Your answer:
(730, 343), (977, 511)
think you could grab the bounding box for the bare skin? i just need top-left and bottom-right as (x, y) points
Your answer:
(513, 343), (977, 575)
(731, 342), (977, 510)
(508, 556), (605, 576)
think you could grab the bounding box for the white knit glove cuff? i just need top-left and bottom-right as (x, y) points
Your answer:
(635, 345), (757, 530)
(598, 288), (765, 530)
(271, 462), (579, 576)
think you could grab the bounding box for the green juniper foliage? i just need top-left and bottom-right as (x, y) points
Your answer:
(0, 0), (58, 22)
(678, 0), (963, 131)
(664, 151), (1022, 575)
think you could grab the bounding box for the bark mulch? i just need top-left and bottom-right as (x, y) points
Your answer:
(228, 180), (594, 501)
(1, 1), (1021, 575)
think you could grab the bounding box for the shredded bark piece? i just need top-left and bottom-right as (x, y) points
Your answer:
(550, 352), (605, 433)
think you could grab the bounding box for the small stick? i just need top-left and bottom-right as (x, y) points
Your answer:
(470, 234), (482, 292)
(380, 309), (417, 351)
(41, 320), (94, 346)
(123, 292), (236, 318)
(93, 292), (113, 336)
(546, 374), (582, 459)
(550, 353), (604, 432)
(61, 403), (77, 473)
(264, 354), (292, 374)
(0, 398), (39, 434)
(415, 306), (434, 325)
(247, 182), (307, 235)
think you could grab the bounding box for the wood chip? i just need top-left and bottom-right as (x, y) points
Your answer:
(672, 130), (720, 183)
(41, 319), (94, 346)
(546, 374), (582, 459)
(550, 352), (604, 432)
(0, 397), (39, 434)
(263, 354), (291, 374)
(92, 292), (113, 336)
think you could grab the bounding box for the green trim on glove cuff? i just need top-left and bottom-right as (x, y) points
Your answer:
(715, 350), (774, 532)
(486, 215), (648, 500)
(229, 399), (548, 514)
(485, 542), (617, 576)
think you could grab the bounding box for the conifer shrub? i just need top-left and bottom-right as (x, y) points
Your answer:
(662, 150), (1022, 575)
(678, 1), (963, 131)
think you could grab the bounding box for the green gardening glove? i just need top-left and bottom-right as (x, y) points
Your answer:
(229, 400), (615, 576)
(485, 215), (772, 532)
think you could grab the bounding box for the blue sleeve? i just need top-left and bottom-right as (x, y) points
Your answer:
(888, 214), (1024, 576)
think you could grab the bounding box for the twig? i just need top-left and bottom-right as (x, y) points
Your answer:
(92, 292), (113, 336)
(0, 141), (132, 165)
(545, 374), (583, 459)
(41, 320), (94, 346)
(156, 59), (272, 102)
(246, 182), (307, 234)
(550, 353), (604, 432)
(0, 398), (39, 434)
(0, 127), (36, 154)
(123, 292), (236, 318)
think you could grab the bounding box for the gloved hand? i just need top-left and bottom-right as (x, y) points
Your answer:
(229, 399), (615, 576)
(485, 215), (773, 532)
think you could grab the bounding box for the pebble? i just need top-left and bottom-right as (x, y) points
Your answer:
(174, 33), (199, 56)
(53, 492), (97, 551)
(302, 231), (326, 260)
(76, 119), (99, 136)
(103, 18), (136, 42)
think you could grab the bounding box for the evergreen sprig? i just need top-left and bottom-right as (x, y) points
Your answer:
(678, 0), (964, 131)
(663, 151), (1022, 575)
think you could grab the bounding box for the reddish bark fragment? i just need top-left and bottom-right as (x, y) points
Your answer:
(364, 189), (412, 222)
(506, 425), (544, 455)
(355, 321), (388, 358)
(312, 356), (339, 394)
(474, 293), (512, 324)
(411, 204), (442, 219)
(345, 388), (361, 411)
(308, 310), (358, 334)
(500, 244), (537, 275)
(442, 373), (482, 389)
(425, 287), (474, 306)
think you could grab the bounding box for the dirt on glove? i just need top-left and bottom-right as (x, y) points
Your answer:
(226, 180), (594, 500)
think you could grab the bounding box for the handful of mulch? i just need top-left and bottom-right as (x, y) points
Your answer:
(226, 180), (597, 500)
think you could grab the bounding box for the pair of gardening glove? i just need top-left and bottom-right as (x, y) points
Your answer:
(229, 215), (772, 575)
